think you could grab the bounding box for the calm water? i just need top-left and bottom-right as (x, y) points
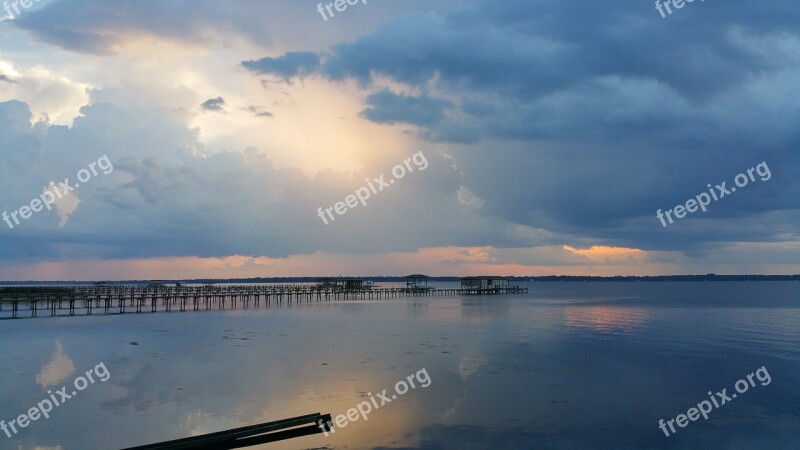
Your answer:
(1, 282), (798, 449)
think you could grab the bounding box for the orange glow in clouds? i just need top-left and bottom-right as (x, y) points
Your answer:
(563, 245), (646, 262)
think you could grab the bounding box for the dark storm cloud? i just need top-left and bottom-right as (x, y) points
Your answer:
(10, 0), (470, 55)
(0, 74), (16, 83)
(12, 0), (275, 54)
(322, 12), (577, 98)
(317, 0), (800, 102)
(240, 0), (800, 253)
(200, 97), (225, 112)
(245, 0), (800, 143)
(241, 51), (321, 80)
(361, 90), (453, 126)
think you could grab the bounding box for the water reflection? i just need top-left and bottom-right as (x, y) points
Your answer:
(404, 296), (512, 324)
(461, 297), (511, 321)
(36, 340), (75, 389)
(406, 300), (428, 319)
(1, 283), (798, 449)
(456, 354), (486, 375)
(564, 306), (648, 334)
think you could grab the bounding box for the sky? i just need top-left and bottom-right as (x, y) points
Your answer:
(0, 0), (798, 280)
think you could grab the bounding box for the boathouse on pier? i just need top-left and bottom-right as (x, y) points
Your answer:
(406, 274), (430, 290)
(342, 278), (365, 290)
(460, 276), (509, 290)
(316, 277), (366, 290)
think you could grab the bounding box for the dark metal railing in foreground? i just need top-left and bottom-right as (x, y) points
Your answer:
(121, 412), (332, 450)
(0, 284), (528, 319)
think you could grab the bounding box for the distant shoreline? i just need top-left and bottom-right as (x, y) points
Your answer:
(1, 275), (798, 285)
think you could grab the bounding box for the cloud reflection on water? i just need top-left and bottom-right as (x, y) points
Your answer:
(35, 340), (75, 389)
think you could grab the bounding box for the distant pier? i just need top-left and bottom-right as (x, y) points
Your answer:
(0, 283), (527, 320)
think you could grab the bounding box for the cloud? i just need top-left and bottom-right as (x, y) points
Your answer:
(234, 0), (800, 254)
(361, 89), (453, 126)
(9, 0), (470, 55)
(0, 0), (798, 277)
(12, 0), (274, 54)
(0, 59), (90, 125)
(43, 182), (81, 227)
(200, 97), (225, 112)
(248, 0), (800, 144)
(244, 105), (273, 118)
(241, 51), (321, 80)
(0, 98), (492, 264)
(563, 245), (646, 264)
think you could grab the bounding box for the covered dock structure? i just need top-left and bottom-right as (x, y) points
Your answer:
(406, 274), (432, 290)
(460, 276), (515, 294)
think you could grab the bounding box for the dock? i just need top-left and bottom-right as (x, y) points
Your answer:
(0, 283), (527, 320)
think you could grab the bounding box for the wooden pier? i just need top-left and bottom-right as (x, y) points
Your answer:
(0, 284), (527, 320)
